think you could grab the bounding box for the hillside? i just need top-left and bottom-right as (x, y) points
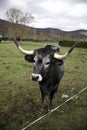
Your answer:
(0, 19), (87, 41)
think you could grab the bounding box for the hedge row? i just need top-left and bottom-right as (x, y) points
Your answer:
(59, 40), (87, 48)
(0, 37), (8, 41)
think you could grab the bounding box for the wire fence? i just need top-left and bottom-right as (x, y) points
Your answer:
(21, 86), (87, 130)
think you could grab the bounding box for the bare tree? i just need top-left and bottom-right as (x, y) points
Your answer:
(5, 8), (34, 39)
(20, 12), (34, 25)
(5, 8), (34, 24)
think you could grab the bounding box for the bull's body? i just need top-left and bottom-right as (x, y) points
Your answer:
(13, 39), (78, 109)
(25, 45), (65, 108)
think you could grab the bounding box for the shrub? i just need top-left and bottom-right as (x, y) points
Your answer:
(59, 40), (87, 48)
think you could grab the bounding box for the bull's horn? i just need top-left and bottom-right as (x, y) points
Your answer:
(13, 38), (34, 55)
(54, 52), (69, 60)
(54, 41), (79, 60)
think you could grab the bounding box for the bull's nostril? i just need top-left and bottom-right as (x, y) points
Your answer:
(32, 75), (39, 81)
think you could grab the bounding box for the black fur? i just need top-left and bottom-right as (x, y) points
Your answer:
(25, 45), (64, 108)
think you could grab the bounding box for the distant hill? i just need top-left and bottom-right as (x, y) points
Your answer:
(0, 19), (87, 41)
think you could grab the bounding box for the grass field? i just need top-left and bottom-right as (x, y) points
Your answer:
(0, 42), (87, 130)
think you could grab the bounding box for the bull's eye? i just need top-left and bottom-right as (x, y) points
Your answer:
(33, 60), (36, 66)
(33, 56), (37, 65)
(44, 61), (50, 68)
(46, 62), (50, 65)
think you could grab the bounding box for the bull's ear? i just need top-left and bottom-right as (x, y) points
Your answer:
(25, 55), (34, 63)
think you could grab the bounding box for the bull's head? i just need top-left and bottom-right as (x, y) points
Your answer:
(13, 39), (78, 82)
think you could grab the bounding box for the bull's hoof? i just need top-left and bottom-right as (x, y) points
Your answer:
(41, 104), (48, 109)
(48, 104), (53, 111)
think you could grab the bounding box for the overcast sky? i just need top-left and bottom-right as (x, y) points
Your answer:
(0, 0), (87, 31)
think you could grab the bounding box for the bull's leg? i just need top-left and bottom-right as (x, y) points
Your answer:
(49, 90), (56, 109)
(40, 87), (46, 108)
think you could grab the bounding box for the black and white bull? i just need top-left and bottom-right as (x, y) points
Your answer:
(13, 39), (78, 109)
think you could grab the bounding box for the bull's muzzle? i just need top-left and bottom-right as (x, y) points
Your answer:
(31, 73), (42, 82)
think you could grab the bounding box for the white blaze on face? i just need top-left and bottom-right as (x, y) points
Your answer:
(32, 55), (51, 82)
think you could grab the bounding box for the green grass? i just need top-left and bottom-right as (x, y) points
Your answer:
(0, 42), (87, 130)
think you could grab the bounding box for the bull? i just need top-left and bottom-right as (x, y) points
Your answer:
(13, 39), (78, 109)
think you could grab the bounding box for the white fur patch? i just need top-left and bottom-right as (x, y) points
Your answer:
(32, 73), (43, 82)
